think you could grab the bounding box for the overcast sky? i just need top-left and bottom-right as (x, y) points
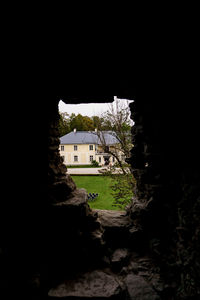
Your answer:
(58, 97), (133, 117)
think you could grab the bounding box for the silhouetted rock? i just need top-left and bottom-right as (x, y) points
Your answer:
(125, 274), (161, 300)
(48, 270), (124, 299)
(111, 248), (130, 271)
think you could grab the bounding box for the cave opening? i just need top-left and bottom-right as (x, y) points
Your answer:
(3, 94), (198, 299)
(57, 97), (135, 213)
(46, 96), (174, 299)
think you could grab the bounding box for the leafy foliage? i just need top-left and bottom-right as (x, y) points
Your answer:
(58, 112), (70, 136)
(58, 104), (132, 139)
(111, 173), (135, 209)
(100, 165), (135, 209)
(91, 160), (100, 167)
(70, 114), (94, 131)
(58, 113), (104, 137)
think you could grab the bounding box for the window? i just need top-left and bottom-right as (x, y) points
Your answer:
(74, 156), (78, 162)
(90, 155), (93, 162)
(61, 145), (64, 151)
(99, 157), (101, 163)
(89, 145), (93, 151)
(105, 146), (109, 153)
(61, 156), (65, 162)
(74, 145), (78, 151)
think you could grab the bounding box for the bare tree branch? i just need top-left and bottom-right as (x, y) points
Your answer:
(92, 98), (133, 175)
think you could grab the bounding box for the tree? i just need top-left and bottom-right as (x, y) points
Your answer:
(96, 99), (133, 173)
(105, 168), (135, 209)
(58, 113), (96, 136)
(58, 112), (70, 137)
(96, 98), (135, 209)
(69, 114), (95, 131)
(91, 116), (104, 130)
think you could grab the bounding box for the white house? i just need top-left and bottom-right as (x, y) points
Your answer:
(59, 129), (124, 166)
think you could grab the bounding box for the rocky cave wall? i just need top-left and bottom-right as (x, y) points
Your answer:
(0, 95), (199, 299)
(55, 97), (200, 298)
(49, 97), (200, 298)
(129, 99), (200, 298)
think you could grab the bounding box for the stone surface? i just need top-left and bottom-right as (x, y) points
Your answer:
(125, 274), (161, 300)
(95, 210), (130, 228)
(111, 248), (129, 264)
(55, 188), (88, 207)
(94, 209), (138, 248)
(53, 188), (90, 217)
(111, 248), (130, 272)
(1, 95), (199, 299)
(48, 270), (123, 298)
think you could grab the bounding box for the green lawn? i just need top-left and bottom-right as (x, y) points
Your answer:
(71, 175), (122, 211)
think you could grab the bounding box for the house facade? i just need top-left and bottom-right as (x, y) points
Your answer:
(59, 129), (123, 166)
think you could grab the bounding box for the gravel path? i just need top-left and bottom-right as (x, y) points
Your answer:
(67, 167), (106, 175)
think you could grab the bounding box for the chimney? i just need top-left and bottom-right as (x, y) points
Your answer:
(74, 128), (76, 133)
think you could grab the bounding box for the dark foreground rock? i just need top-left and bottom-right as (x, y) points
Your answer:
(111, 248), (130, 272)
(48, 270), (124, 299)
(94, 210), (132, 248)
(125, 274), (161, 300)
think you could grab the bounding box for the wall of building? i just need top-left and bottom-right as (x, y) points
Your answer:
(59, 143), (120, 166)
(60, 144), (96, 164)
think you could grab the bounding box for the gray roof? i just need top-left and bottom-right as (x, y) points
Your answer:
(60, 131), (118, 145)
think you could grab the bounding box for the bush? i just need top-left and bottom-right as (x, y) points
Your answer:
(100, 165), (135, 209)
(110, 173), (135, 209)
(91, 160), (100, 167)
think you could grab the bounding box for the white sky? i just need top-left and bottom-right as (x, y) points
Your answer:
(58, 96), (133, 117)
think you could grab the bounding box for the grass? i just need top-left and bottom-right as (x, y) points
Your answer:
(71, 175), (122, 211)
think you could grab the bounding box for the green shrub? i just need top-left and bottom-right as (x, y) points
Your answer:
(91, 160), (100, 167)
